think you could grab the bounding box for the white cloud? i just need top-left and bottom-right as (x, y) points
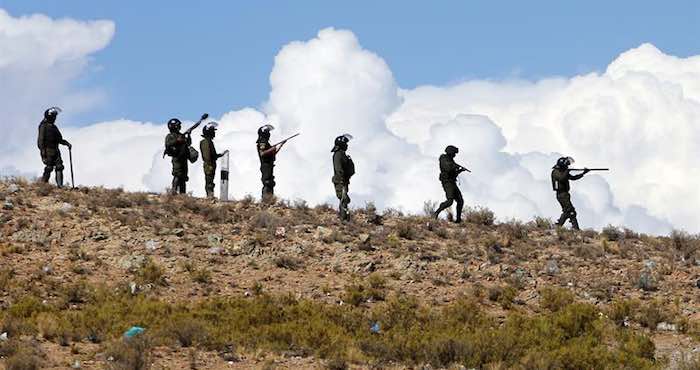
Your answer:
(0, 10), (693, 235)
(0, 9), (114, 154)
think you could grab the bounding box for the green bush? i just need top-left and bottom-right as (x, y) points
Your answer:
(2, 285), (658, 369)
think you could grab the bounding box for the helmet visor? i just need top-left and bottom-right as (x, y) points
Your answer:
(342, 134), (353, 141)
(565, 157), (575, 166)
(260, 124), (274, 132)
(204, 122), (219, 130)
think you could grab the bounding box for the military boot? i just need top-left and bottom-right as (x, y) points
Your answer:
(55, 171), (64, 188)
(171, 177), (179, 195)
(570, 218), (580, 231)
(41, 168), (52, 183)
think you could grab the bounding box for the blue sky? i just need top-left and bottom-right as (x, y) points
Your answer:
(1, 1), (698, 125)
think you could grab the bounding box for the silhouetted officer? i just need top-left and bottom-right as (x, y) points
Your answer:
(37, 107), (71, 187)
(551, 156), (590, 230)
(433, 145), (468, 223)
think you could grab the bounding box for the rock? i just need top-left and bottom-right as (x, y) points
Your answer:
(129, 282), (138, 295)
(173, 228), (185, 237)
(643, 260), (656, 270)
(359, 233), (371, 244)
(60, 202), (73, 212)
(545, 260), (560, 275)
(145, 240), (159, 252)
(314, 226), (333, 240)
(72, 360), (82, 369)
(91, 231), (108, 241)
(118, 254), (146, 272)
(275, 227), (286, 238)
(3, 200), (14, 210)
(207, 234), (222, 247)
(656, 322), (678, 332)
(7, 184), (20, 194)
(0, 332), (7, 341)
(42, 265), (53, 274)
(696, 279), (700, 289)
(208, 247), (223, 255)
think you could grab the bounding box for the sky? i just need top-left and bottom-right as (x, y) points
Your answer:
(1, 1), (698, 125)
(0, 2), (699, 235)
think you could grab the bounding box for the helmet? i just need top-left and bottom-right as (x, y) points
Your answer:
(445, 145), (459, 155)
(202, 121), (218, 137)
(332, 134), (353, 151)
(258, 124), (274, 139)
(44, 107), (62, 122)
(556, 156), (575, 169)
(167, 118), (182, 132)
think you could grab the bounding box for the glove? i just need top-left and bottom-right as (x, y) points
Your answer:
(65, 142), (72, 150)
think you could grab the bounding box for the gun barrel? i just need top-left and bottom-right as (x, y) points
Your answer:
(273, 133), (300, 146)
(569, 168), (609, 171)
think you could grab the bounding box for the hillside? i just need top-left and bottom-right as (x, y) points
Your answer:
(0, 179), (699, 369)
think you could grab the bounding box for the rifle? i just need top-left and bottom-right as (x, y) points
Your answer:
(457, 164), (471, 173)
(272, 133), (300, 147)
(184, 113), (209, 136)
(569, 168), (609, 171)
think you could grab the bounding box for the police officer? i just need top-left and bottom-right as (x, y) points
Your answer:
(433, 145), (468, 223)
(200, 122), (228, 198)
(257, 124), (285, 201)
(332, 134), (355, 221)
(37, 107), (71, 187)
(164, 118), (191, 194)
(551, 156), (590, 230)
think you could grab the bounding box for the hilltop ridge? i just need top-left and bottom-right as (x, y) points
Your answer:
(0, 179), (699, 369)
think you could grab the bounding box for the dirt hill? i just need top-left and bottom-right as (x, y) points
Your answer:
(0, 179), (699, 369)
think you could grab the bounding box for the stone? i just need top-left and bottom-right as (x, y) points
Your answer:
(643, 260), (656, 270)
(91, 231), (108, 241)
(60, 202), (74, 212)
(545, 260), (560, 275)
(208, 247), (223, 255)
(3, 201), (14, 210)
(118, 254), (146, 272)
(0, 332), (7, 341)
(7, 184), (20, 194)
(275, 227), (286, 238)
(145, 240), (159, 252)
(207, 234), (222, 247)
(656, 322), (678, 332)
(173, 228), (185, 237)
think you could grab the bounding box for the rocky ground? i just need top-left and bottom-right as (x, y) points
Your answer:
(0, 179), (699, 369)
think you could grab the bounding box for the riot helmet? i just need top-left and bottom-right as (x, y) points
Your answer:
(167, 118), (182, 133)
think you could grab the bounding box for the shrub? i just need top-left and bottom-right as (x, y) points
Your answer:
(533, 216), (553, 229)
(501, 219), (528, 240)
(395, 221), (418, 240)
(273, 255), (304, 271)
(540, 287), (575, 312)
(670, 229), (699, 260)
(251, 211), (280, 229)
(423, 200), (438, 217)
(463, 206), (495, 226)
(0, 267), (14, 291)
(137, 259), (166, 286)
(105, 336), (153, 370)
(602, 225), (623, 241)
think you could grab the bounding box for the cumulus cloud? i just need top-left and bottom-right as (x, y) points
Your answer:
(0, 9), (114, 154)
(0, 8), (695, 235)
